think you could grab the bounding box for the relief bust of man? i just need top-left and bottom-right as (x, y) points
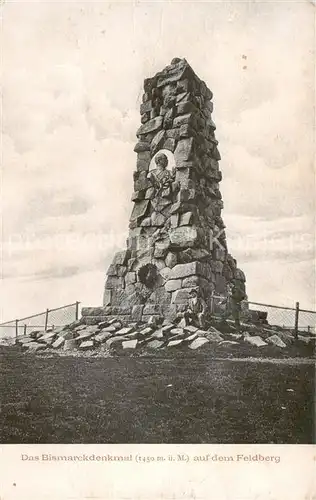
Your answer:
(147, 152), (175, 194)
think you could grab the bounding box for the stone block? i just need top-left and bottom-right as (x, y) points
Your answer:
(212, 146), (221, 160)
(184, 333), (198, 342)
(141, 112), (150, 124)
(157, 64), (188, 87)
(130, 200), (150, 221)
(52, 337), (65, 349)
(140, 101), (153, 114)
(151, 212), (165, 226)
(131, 305), (145, 322)
(235, 268), (246, 282)
(168, 339), (184, 347)
(131, 190), (145, 202)
(244, 335), (267, 348)
(75, 324), (88, 331)
(125, 272), (137, 285)
(173, 113), (194, 128)
(59, 330), (74, 340)
(266, 335), (286, 348)
(172, 288), (196, 304)
(176, 102), (198, 115)
(165, 252), (177, 268)
(113, 251), (130, 266)
(134, 141), (151, 153)
(184, 325), (199, 334)
(95, 331), (113, 343)
(30, 330), (45, 339)
(162, 305), (178, 322)
(150, 109), (159, 119)
(211, 261), (224, 274)
(170, 214), (179, 228)
(169, 261), (208, 281)
(146, 340), (164, 349)
(160, 267), (171, 280)
(101, 325), (117, 333)
(228, 333), (243, 341)
(105, 336), (123, 348)
(134, 176), (150, 192)
(144, 187), (156, 199)
(170, 328), (184, 336)
(138, 327), (153, 336)
(154, 240), (170, 259)
(163, 138), (176, 152)
(81, 307), (105, 317)
(169, 226), (198, 248)
(137, 116), (163, 136)
(64, 339), (77, 351)
(166, 128), (180, 140)
(115, 327), (135, 336)
(105, 277), (124, 291)
(189, 337), (210, 350)
(122, 339), (138, 349)
(176, 77), (191, 93)
(79, 340), (94, 350)
(176, 91), (190, 104)
(150, 329), (164, 339)
(125, 332), (138, 340)
(17, 335), (33, 343)
(165, 279), (182, 292)
(40, 332), (57, 343)
(182, 276), (208, 289)
(180, 212), (193, 226)
(76, 330), (96, 341)
(214, 274), (226, 294)
(276, 331), (295, 345)
(174, 137), (194, 163)
(142, 315), (161, 325)
(163, 108), (174, 129)
(199, 330), (223, 343)
(161, 324), (175, 334)
(169, 202), (181, 214)
(143, 304), (162, 315)
(151, 130), (166, 155)
(103, 288), (112, 306)
(179, 124), (196, 139)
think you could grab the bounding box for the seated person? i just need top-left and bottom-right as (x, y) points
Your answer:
(183, 289), (207, 329)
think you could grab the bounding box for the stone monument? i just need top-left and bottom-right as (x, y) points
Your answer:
(82, 58), (246, 325)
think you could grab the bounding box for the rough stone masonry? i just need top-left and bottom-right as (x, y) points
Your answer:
(82, 58), (246, 325)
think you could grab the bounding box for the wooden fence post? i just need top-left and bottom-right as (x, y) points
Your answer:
(75, 301), (79, 321)
(44, 309), (49, 332)
(24, 324), (27, 336)
(294, 302), (299, 339)
(15, 319), (18, 344)
(210, 292), (214, 315)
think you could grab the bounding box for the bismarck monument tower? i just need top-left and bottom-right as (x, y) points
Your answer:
(82, 58), (246, 325)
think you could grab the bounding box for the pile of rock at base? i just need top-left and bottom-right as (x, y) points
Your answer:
(15, 316), (315, 358)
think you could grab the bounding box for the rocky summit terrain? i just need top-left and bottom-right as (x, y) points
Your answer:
(13, 315), (315, 360)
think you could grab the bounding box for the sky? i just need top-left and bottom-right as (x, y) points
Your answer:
(0, 0), (315, 322)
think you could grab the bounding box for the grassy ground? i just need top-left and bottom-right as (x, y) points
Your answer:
(0, 346), (314, 444)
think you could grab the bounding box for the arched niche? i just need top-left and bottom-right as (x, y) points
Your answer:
(149, 149), (176, 172)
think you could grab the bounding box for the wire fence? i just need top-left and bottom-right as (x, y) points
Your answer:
(0, 296), (315, 344)
(210, 295), (316, 336)
(0, 302), (80, 344)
